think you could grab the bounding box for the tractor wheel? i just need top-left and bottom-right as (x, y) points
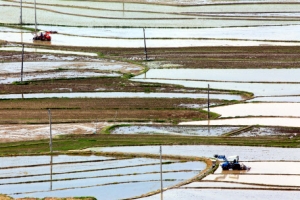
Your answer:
(233, 164), (241, 170)
(222, 166), (229, 170)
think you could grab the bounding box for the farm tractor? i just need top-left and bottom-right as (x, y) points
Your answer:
(214, 154), (250, 170)
(33, 31), (57, 41)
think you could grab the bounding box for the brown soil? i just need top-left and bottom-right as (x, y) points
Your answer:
(0, 77), (220, 94)
(0, 98), (222, 124)
(3, 45), (300, 69)
(93, 46), (300, 69)
(0, 194), (12, 200)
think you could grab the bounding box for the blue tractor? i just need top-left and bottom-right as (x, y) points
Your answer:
(214, 154), (249, 170)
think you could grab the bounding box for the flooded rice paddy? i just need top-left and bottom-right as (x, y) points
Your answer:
(236, 126), (299, 137)
(25, 25), (300, 41)
(180, 117), (300, 127)
(0, 46), (98, 56)
(0, 122), (111, 142)
(0, 92), (242, 100)
(248, 96), (300, 102)
(132, 79), (300, 97)
(0, 154), (206, 199)
(111, 125), (300, 137)
(1, 0), (300, 199)
(111, 125), (240, 136)
(133, 68), (300, 98)
(0, 61), (142, 83)
(1, 71), (120, 84)
(206, 103), (300, 118)
(140, 188), (300, 200)
(213, 161), (300, 175)
(3, 31), (300, 47)
(0, 62), (142, 74)
(90, 145), (300, 161)
(2, 0), (300, 47)
(132, 67), (300, 127)
(2, 0), (300, 28)
(91, 145), (300, 199)
(135, 68), (300, 83)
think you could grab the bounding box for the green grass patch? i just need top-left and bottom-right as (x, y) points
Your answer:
(0, 134), (299, 156)
(101, 124), (131, 134)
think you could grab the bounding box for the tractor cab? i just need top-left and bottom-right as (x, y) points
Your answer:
(227, 155), (239, 163)
(214, 154), (250, 171)
(33, 31), (54, 41)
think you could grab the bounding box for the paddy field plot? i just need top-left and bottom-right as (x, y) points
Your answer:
(2, 0), (300, 46)
(0, 154), (206, 199)
(110, 125), (241, 136)
(180, 117), (300, 127)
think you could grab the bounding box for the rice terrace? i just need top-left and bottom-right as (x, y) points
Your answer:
(1, 0), (300, 199)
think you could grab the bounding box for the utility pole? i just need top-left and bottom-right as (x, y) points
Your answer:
(50, 154), (53, 191)
(160, 145), (163, 200)
(208, 84), (210, 119)
(20, 0), (22, 25)
(21, 44), (24, 83)
(48, 109), (53, 153)
(95, 119), (98, 134)
(34, 0), (37, 33)
(114, 111), (118, 123)
(143, 28), (148, 60)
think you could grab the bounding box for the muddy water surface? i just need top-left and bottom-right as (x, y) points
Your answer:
(140, 188), (300, 200)
(249, 96), (300, 102)
(135, 69), (300, 83)
(207, 103), (300, 118)
(90, 145), (300, 161)
(111, 125), (241, 136)
(0, 46), (97, 56)
(0, 92), (242, 100)
(183, 181), (288, 189)
(1, 71), (120, 84)
(214, 162), (300, 174)
(0, 62), (142, 74)
(180, 117), (300, 127)
(204, 174), (300, 186)
(133, 79), (300, 96)
(3, 32), (300, 47)
(31, 25), (300, 42)
(0, 155), (205, 199)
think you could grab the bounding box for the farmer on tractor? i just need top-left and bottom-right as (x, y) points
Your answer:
(33, 31), (57, 41)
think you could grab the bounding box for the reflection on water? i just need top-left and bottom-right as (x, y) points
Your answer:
(133, 79), (300, 97)
(0, 92), (242, 100)
(0, 46), (97, 56)
(0, 62), (142, 74)
(180, 117), (300, 127)
(91, 145), (300, 161)
(249, 96), (300, 102)
(140, 187), (300, 200)
(206, 103), (300, 118)
(111, 125), (241, 136)
(0, 155), (205, 199)
(27, 25), (300, 42)
(134, 68), (300, 83)
(204, 174), (300, 186)
(1, 71), (120, 84)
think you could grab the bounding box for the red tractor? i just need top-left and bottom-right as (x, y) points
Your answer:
(33, 31), (57, 41)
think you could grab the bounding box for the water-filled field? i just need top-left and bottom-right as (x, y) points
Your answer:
(0, 154), (206, 199)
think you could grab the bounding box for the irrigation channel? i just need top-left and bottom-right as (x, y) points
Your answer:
(0, 154), (207, 199)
